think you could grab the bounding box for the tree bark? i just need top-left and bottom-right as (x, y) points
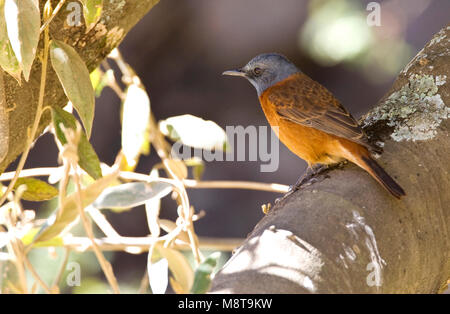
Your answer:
(211, 24), (450, 294)
(0, 0), (160, 172)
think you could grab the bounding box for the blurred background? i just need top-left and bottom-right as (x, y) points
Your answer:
(16, 0), (449, 292)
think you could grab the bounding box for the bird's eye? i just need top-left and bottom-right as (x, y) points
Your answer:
(253, 67), (263, 76)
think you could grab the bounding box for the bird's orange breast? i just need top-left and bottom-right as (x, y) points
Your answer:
(259, 79), (356, 166)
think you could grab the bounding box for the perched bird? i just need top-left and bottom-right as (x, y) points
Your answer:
(223, 53), (405, 198)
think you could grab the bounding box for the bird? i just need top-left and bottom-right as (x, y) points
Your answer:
(223, 53), (405, 199)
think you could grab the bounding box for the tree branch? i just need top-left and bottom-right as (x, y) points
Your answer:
(0, 0), (160, 172)
(210, 24), (450, 294)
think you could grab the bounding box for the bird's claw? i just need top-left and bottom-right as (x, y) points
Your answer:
(293, 164), (329, 189)
(276, 165), (331, 204)
(275, 187), (297, 204)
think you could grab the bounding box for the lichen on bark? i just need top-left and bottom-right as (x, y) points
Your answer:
(363, 74), (448, 142)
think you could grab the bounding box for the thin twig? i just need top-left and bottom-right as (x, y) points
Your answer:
(58, 162), (71, 216)
(0, 8), (51, 207)
(137, 270), (149, 294)
(51, 248), (70, 291)
(39, 0), (67, 33)
(0, 167), (64, 180)
(87, 206), (121, 238)
(3, 196), (28, 293)
(6, 239), (28, 293)
(62, 125), (120, 294)
(61, 236), (242, 253)
(0, 167), (290, 193)
(101, 61), (126, 100)
(0, 69), (7, 164)
(183, 179), (289, 193)
(107, 49), (135, 84)
(149, 114), (202, 263)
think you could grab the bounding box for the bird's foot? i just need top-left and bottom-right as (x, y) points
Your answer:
(274, 184), (301, 204)
(335, 160), (348, 169)
(275, 164), (334, 204)
(293, 164), (329, 190)
(274, 190), (293, 204)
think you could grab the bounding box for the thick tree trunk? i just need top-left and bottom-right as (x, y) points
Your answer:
(0, 0), (159, 172)
(211, 25), (450, 293)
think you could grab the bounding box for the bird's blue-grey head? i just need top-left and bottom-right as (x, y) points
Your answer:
(223, 53), (299, 96)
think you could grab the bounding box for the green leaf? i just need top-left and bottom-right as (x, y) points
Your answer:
(52, 107), (102, 180)
(147, 255), (168, 294)
(160, 114), (229, 151)
(0, 0), (21, 83)
(190, 252), (221, 294)
(50, 39), (95, 137)
(92, 181), (172, 211)
(4, 0), (40, 82)
(34, 169), (119, 243)
(80, 0), (103, 32)
(13, 177), (58, 201)
(121, 83), (151, 169)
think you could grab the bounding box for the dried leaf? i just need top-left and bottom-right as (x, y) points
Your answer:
(156, 245), (194, 294)
(169, 276), (185, 294)
(165, 159), (188, 180)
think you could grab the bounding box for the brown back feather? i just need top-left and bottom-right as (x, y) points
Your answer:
(268, 73), (375, 151)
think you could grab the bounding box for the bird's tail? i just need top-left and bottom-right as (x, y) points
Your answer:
(358, 155), (406, 199)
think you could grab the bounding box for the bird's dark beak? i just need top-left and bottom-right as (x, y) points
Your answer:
(222, 68), (246, 77)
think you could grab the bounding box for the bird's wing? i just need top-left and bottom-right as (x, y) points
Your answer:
(268, 73), (373, 149)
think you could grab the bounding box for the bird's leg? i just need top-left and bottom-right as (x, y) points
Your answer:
(291, 164), (329, 191)
(275, 164), (329, 204)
